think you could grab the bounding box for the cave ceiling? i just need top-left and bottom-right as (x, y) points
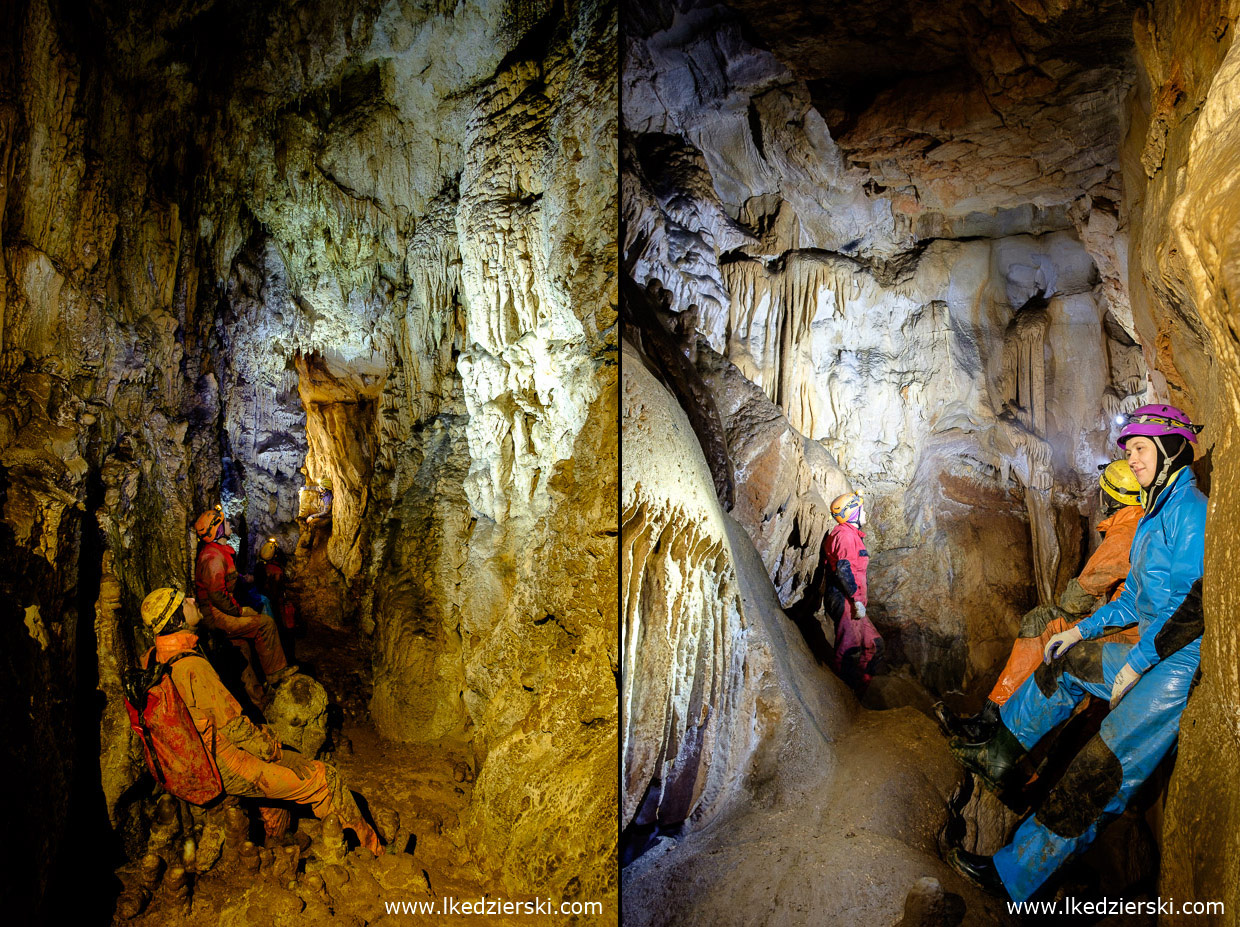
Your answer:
(631, 0), (1140, 225)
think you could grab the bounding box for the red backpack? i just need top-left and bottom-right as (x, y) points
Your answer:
(122, 650), (223, 804)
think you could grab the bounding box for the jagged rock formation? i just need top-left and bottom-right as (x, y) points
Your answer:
(622, 338), (1011, 925)
(0, 0), (617, 919)
(623, 0), (1240, 920)
(624, 0), (1146, 699)
(1122, 1), (1240, 919)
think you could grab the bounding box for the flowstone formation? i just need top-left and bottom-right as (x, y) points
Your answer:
(623, 0), (1240, 920)
(0, 0), (617, 920)
(621, 338), (1012, 925)
(624, 0), (1146, 699)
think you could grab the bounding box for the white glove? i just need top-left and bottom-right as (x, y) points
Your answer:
(853, 601), (867, 619)
(1110, 663), (1141, 708)
(1043, 626), (1083, 663)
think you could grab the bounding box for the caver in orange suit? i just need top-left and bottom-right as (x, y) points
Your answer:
(987, 504), (1143, 706)
(150, 629), (381, 853)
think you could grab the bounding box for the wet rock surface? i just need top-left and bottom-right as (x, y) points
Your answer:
(624, 0), (1144, 702)
(623, 339), (1009, 924)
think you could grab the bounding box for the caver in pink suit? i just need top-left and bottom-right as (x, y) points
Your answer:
(822, 520), (884, 690)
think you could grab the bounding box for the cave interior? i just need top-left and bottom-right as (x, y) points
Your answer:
(1, 0), (617, 922)
(621, 0), (1240, 923)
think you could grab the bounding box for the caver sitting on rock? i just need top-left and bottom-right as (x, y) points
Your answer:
(140, 586), (383, 855)
(935, 459), (1145, 743)
(947, 405), (1206, 902)
(307, 476), (333, 529)
(194, 504), (296, 704)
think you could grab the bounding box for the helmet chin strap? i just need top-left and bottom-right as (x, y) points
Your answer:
(1144, 434), (1189, 513)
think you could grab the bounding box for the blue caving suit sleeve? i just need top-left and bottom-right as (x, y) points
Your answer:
(1075, 573), (1139, 639)
(1127, 497), (1206, 674)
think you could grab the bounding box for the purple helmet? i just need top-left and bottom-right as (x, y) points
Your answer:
(1117, 404), (1202, 448)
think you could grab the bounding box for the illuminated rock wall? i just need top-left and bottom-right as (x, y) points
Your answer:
(0, 0), (616, 915)
(1121, 1), (1240, 918)
(623, 0), (1144, 696)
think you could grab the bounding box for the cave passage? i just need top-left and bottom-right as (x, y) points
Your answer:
(1, 0), (619, 921)
(620, 0), (1236, 923)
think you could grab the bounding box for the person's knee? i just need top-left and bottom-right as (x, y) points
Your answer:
(1035, 736), (1124, 839)
(1034, 660), (1062, 697)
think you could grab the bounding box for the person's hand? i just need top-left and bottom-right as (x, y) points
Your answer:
(1043, 626), (1083, 663)
(1110, 664), (1141, 708)
(241, 606), (259, 617)
(853, 601), (867, 619)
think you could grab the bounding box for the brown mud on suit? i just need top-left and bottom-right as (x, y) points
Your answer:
(149, 631), (374, 848)
(195, 539), (289, 684)
(988, 505), (1143, 706)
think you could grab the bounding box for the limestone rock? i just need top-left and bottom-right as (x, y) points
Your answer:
(694, 344), (851, 607)
(267, 674), (330, 759)
(623, 4), (1144, 699)
(622, 336), (851, 839)
(1, 0), (618, 916)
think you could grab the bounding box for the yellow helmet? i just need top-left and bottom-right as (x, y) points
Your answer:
(318, 476), (333, 491)
(259, 537), (278, 561)
(830, 491), (863, 525)
(141, 588), (185, 635)
(1099, 459), (1142, 506)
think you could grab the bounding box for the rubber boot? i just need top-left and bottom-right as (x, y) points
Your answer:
(947, 849), (1009, 899)
(949, 722), (1026, 792)
(347, 819), (385, 857)
(935, 699), (1001, 743)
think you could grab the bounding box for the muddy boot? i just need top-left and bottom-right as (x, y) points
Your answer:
(935, 699), (1001, 743)
(347, 819), (385, 857)
(949, 723), (1026, 792)
(373, 808), (400, 848)
(947, 849), (1009, 899)
(266, 664), (300, 687)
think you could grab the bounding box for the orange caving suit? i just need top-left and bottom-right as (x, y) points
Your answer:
(151, 631), (363, 837)
(195, 539), (289, 678)
(988, 505), (1143, 706)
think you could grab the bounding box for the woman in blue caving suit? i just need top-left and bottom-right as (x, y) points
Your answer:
(947, 404), (1208, 902)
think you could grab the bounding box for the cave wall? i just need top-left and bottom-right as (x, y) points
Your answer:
(1, 0), (617, 915)
(1121, 0), (1240, 919)
(622, 0), (1146, 698)
(621, 337), (851, 839)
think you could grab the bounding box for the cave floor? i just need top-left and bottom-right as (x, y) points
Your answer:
(113, 620), (553, 926)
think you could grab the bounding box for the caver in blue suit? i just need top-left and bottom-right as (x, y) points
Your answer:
(992, 466), (1206, 901)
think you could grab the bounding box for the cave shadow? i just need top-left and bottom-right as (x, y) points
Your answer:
(784, 560), (835, 667)
(44, 468), (126, 924)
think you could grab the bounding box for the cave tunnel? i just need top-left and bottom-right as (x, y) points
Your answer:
(621, 0), (1240, 924)
(0, 0), (617, 922)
